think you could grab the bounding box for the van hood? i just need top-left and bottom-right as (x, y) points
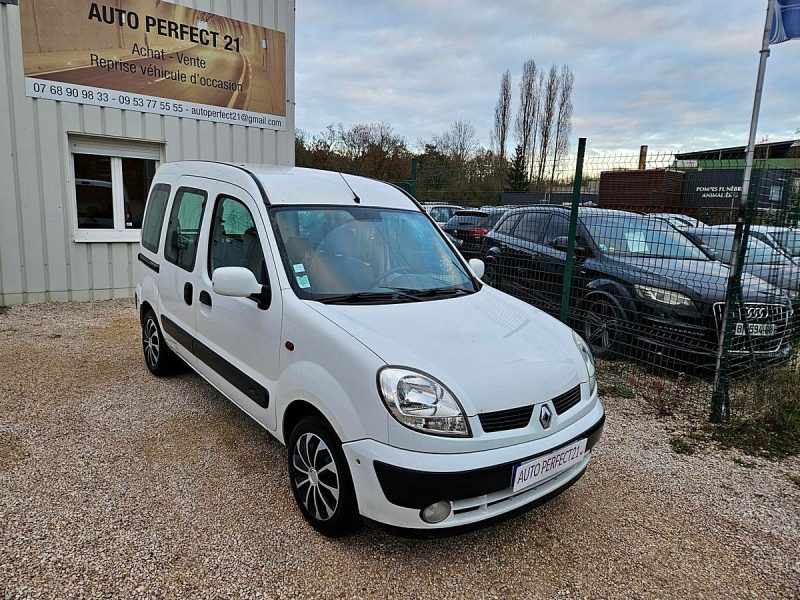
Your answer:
(306, 286), (588, 416)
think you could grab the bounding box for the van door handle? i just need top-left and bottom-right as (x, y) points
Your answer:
(199, 290), (212, 307)
(183, 282), (193, 306)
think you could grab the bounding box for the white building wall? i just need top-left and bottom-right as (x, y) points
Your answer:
(0, 0), (295, 305)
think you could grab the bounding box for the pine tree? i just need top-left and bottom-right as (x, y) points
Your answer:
(505, 144), (528, 191)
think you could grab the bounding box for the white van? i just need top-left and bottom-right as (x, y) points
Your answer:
(135, 162), (604, 536)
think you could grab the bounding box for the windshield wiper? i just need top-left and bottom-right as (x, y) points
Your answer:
(315, 290), (421, 305)
(383, 286), (473, 299)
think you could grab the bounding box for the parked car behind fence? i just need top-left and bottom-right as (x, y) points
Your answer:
(443, 208), (508, 258)
(716, 224), (800, 266)
(421, 203), (464, 226)
(482, 206), (794, 370)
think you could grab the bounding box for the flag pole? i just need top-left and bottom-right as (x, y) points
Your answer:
(711, 0), (777, 422)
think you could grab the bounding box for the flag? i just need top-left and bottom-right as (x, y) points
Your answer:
(770, 0), (800, 44)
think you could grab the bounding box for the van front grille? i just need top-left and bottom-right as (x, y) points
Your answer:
(478, 405), (534, 433)
(552, 385), (582, 415)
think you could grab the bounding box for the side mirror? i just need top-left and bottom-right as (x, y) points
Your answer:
(213, 267), (271, 310)
(552, 236), (588, 258)
(468, 258), (485, 280)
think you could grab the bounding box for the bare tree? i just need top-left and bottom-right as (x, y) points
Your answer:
(514, 59), (539, 174)
(491, 70), (512, 162)
(536, 65), (559, 186)
(432, 119), (479, 164)
(549, 65), (574, 187)
(528, 70), (543, 181)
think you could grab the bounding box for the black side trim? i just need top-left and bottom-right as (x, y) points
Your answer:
(373, 413), (605, 510)
(194, 339), (269, 408)
(159, 315), (269, 408)
(137, 253), (160, 273)
(161, 315), (194, 352)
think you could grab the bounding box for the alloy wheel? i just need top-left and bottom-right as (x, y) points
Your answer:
(143, 318), (160, 367)
(292, 432), (340, 521)
(584, 300), (618, 355)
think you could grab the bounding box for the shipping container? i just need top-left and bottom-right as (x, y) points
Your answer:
(598, 169), (685, 209)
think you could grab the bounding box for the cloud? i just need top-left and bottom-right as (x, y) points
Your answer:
(295, 0), (800, 154)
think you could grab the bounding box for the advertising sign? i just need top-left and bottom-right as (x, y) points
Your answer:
(682, 169), (789, 208)
(20, 0), (287, 130)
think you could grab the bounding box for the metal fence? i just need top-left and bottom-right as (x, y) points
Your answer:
(424, 142), (800, 424)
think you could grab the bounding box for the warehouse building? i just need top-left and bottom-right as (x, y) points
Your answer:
(0, 0), (295, 305)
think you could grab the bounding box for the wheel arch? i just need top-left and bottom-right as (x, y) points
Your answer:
(281, 399), (336, 447)
(579, 279), (636, 317)
(139, 300), (156, 326)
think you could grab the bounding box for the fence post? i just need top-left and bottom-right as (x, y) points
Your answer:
(560, 137), (587, 324)
(710, 0), (775, 423)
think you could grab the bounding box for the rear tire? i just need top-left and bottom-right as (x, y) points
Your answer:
(288, 416), (361, 537)
(141, 310), (178, 376)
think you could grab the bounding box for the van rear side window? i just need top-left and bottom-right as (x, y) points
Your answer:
(164, 188), (207, 271)
(140, 184), (171, 253)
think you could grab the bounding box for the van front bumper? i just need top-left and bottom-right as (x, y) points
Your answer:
(341, 400), (604, 530)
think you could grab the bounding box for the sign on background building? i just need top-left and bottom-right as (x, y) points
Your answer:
(20, 0), (287, 130)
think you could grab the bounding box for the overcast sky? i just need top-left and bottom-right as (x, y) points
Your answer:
(294, 0), (800, 155)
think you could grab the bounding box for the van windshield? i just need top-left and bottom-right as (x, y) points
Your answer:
(270, 206), (478, 304)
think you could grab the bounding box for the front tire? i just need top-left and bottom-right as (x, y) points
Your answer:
(583, 297), (625, 358)
(141, 310), (178, 376)
(288, 416), (361, 537)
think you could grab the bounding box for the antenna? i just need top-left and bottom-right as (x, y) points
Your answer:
(339, 173), (361, 204)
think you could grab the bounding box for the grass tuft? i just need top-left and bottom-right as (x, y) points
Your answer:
(716, 365), (800, 458)
(669, 435), (695, 455)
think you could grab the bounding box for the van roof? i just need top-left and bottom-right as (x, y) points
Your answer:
(156, 161), (418, 210)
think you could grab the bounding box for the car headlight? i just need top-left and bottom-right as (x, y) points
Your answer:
(634, 284), (693, 308)
(572, 331), (596, 395)
(378, 367), (470, 437)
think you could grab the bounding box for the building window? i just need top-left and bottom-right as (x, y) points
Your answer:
(69, 135), (163, 242)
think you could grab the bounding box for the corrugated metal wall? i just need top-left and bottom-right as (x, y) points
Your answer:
(0, 0), (295, 306)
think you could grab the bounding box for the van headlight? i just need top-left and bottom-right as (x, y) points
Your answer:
(572, 331), (597, 395)
(378, 367), (470, 437)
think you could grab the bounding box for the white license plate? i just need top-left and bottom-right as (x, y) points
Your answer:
(511, 438), (587, 493)
(734, 322), (776, 337)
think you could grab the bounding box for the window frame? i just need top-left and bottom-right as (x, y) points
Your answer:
(68, 135), (163, 243)
(140, 184), (172, 253)
(513, 211), (550, 242)
(207, 194), (268, 285)
(543, 214), (570, 244)
(164, 186), (208, 273)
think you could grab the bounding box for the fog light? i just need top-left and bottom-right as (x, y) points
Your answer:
(420, 501), (452, 524)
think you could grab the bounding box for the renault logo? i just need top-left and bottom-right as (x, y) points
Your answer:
(539, 405), (553, 429)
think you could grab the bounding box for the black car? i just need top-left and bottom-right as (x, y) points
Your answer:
(443, 208), (507, 258)
(482, 207), (793, 365)
(681, 227), (800, 304)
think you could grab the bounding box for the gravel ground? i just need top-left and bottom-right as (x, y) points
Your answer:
(1, 299), (799, 599)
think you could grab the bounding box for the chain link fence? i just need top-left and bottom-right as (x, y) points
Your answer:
(415, 142), (800, 431)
